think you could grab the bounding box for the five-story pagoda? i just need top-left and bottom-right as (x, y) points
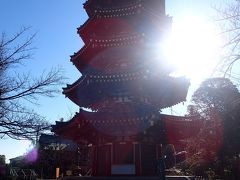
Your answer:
(53, 0), (201, 176)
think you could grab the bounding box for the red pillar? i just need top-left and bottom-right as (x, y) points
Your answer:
(134, 143), (141, 176)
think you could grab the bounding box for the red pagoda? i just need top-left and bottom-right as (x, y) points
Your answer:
(53, 0), (202, 176)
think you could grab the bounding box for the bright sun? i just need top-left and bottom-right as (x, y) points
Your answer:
(163, 16), (222, 83)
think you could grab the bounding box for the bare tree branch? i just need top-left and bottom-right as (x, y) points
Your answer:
(215, 1), (240, 80)
(0, 28), (64, 140)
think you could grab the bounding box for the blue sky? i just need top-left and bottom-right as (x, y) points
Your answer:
(0, 0), (227, 161)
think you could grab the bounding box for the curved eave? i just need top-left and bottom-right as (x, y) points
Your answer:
(62, 76), (97, 107)
(70, 37), (144, 73)
(79, 5), (142, 42)
(52, 110), (203, 143)
(83, 0), (167, 19)
(162, 114), (204, 143)
(52, 109), (157, 142)
(70, 43), (100, 73)
(78, 9), (171, 43)
(83, 0), (142, 18)
(63, 75), (190, 110)
(53, 109), (158, 140)
(51, 111), (101, 144)
(52, 115), (78, 139)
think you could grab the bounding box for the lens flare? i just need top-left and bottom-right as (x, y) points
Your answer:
(163, 16), (222, 83)
(25, 147), (38, 163)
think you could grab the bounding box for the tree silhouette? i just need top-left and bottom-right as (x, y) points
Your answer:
(186, 78), (240, 178)
(0, 27), (64, 140)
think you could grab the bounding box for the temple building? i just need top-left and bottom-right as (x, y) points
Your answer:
(52, 0), (202, 176)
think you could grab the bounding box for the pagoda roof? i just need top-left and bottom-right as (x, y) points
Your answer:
(163, 114), (203, 144)
(52, 109), (203, 144)
(63, 75), (190, 110)
(78, 7), (171, 43)
(84, 0), (143, 17)
(70, 35), (145, 73)
(78, 17), (137, 43)
(70, 43), (175, 75)
(83, 0), (166, 18)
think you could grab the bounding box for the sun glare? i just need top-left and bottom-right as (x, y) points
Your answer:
(163, 16), (222, 83)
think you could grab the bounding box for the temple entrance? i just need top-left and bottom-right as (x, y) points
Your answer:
(112, 142), (135, 175)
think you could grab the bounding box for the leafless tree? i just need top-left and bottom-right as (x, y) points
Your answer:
(0, 27), (64, 141)
(215, 1), (240, 81)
